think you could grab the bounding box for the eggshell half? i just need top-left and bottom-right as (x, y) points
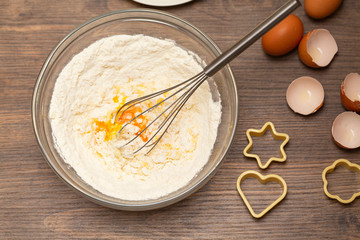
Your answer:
(298, 29), (338, 68)
(340, 73), (360, 112)
(332, 111), (360, 149)
(286, 76), (324, 115)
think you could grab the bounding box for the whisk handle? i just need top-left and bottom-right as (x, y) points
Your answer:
(203, 0), (301, 77)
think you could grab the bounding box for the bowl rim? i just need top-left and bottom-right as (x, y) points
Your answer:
(32, 8), (238, 210)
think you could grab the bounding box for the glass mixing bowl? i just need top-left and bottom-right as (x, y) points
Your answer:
(32, 9), (238, 210)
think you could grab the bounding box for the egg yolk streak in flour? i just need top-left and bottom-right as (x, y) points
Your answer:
(92, 97), (151, 143)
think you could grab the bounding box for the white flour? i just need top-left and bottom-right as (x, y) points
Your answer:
(49, 35), (221, 200)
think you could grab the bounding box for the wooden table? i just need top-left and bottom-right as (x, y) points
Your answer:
(1, 0), (359, 239)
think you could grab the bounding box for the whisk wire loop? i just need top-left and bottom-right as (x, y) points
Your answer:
(133, 73), (208, 155)
(114, 72), (207, 155)
(114, 72), (202, 131)
(115, 72), (204, 149)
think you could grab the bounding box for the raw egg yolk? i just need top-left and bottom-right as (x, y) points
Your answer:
(116, 106), (150, 142)
(93, 105), (150, 142)
(93, 119), (122, 142)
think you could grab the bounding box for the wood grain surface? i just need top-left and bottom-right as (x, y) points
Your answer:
(1, 0), (359, 239)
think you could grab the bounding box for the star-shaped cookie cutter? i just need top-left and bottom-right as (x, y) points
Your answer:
(243, 122), (290, 169)
(322, 159), (360, 204)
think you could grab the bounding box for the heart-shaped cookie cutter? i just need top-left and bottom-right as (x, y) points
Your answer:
(243, 122), (290, 169)
(236, 170), (287, 218)
(322, 159), (360, 204)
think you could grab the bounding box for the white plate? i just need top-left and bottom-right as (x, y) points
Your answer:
(132, 0), (193, 7)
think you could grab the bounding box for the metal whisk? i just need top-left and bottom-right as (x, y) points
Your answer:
(114, 0), (301, 156)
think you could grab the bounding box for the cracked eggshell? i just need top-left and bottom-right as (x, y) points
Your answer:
(286, 76), (324, 115)
(298, 29), (338, 68)
(332, 111), (360, 149)
(340, 73), (360, 112)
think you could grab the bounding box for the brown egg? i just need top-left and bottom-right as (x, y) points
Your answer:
(261, 14), (303, 56)
(286, 76), (324, 115)
(305, 0), (343, 19)
(332, 111), (360, 149)
(298, 29), (338, 68)
(340, 73), (360, 112)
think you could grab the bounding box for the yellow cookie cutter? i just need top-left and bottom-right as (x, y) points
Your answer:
(236, 170), (287, 218)
(243, 122), (290, 169)
(322, 159), (360, 204)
